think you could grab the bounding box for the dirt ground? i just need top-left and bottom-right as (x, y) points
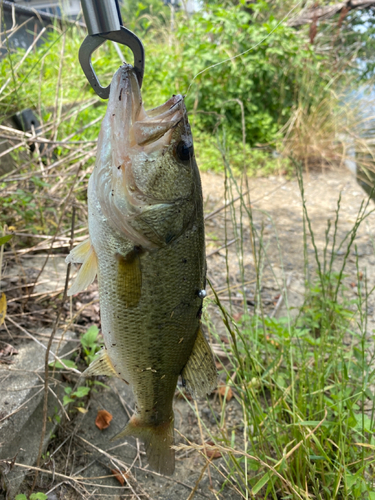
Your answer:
(0, 167), (374, 499)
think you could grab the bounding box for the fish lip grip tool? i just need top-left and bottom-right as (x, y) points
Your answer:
(79, 0), (145, 98)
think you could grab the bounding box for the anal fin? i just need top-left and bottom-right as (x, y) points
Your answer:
(81, 349), (117, 378)
(181, 326), (217, 398)
(66, 238), (98, 296)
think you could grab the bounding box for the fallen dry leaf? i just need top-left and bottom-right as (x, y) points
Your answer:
(0, 293), (6, 326)
(217, 385), (233, 401)
(204, 441), (222, 459)
(266, 335), (280, 347)
(0, 344), (18, 357)
(232, 312), (243, 322)
(0, 343), (18, 364)
(219, 335), (230, 344)
(175, 389), (193, 401)
(111, 468), (129, 485)
(95, 409), (113, 430)
(76, 407), (88, 414)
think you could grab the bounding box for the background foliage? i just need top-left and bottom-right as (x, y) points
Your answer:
(1, 0), (375, 178)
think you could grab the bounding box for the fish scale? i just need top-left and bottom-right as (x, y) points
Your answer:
(89, 180), (205, 392)
(67, 64), (217, 475)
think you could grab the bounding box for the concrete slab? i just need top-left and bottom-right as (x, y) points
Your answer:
(0, 329), (77, 498)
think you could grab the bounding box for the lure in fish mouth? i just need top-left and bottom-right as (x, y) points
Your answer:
(67, 64), (217, 475)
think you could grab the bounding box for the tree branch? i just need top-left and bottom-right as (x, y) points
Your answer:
(288, 1), (375, 27)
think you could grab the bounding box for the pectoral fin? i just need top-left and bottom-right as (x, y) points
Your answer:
(65, 237), (91, 264)
(181, 326), (217, 398)
(81, 349), (117, 377)
(66, 238), (98, 296)
(116, 247), (142, 308)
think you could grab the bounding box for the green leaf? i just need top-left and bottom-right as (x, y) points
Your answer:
(354, 413), (373, 433)
(346, 473), (357, 489)
(0, 234), (12, 246)
(252, 470), (272, 494)
(81, 325), (99, 348)
(93, 380), (110, 389)
(30, 493), (48, 500)
(73, 386), (90, 398)
(294, 421), (331, 427)
(49, 359), (77, 370)
(63, 395), (74, 405)
(15, 495), (28, 500)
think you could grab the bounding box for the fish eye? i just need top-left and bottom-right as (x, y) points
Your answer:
(176, 141), (193, 162)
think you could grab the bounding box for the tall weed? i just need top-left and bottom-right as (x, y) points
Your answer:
(202, 159), (375, 498)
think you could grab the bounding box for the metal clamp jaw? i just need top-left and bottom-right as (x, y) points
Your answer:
(79, 0), (144, 99)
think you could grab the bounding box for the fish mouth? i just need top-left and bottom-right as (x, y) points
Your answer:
(93, 64), (190, 248)
(107, 64), (184, 155)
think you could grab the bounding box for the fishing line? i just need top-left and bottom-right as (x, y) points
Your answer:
(185, 0), (304, 96)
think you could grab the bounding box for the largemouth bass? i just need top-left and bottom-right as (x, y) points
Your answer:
(66, 64), (217, 475)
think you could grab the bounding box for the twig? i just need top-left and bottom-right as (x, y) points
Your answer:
(6, 317), (81, 374)
(204, 179), (290, 221)
(206, 238), (236, 257)
(7, 287), (65, 304)
(31, 207), (75, 491)
(0, 387), (44, 423)
(13, 462), (133, 488)
(34, 372), (70, 421)
(0, 134), (97, 145)
(204, 192), (248, 221)
(186, 457), (213, 500)
(0, 27), (47, 95)
(193, 399), (213, 492)
(26, 163), (81, 306)
(269, 272), (293, 318)
(76, 436), (153, 500)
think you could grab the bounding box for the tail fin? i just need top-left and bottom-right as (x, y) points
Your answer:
(112, 414), (175, 475)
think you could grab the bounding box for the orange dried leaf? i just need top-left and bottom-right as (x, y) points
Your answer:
(204, 443), (222, 460)
(232, 312), (243, 322)
(218, 385), (233, 401)
(219, 335), (230, 345)
(95, 409), (113, 430)
(175, 389), (193, 400)
(111, 468), (129, 485)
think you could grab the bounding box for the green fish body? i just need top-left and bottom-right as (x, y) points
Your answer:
(67, 65), (217, 475)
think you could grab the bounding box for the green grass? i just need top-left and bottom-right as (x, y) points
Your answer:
(200, 162), (375, 499)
